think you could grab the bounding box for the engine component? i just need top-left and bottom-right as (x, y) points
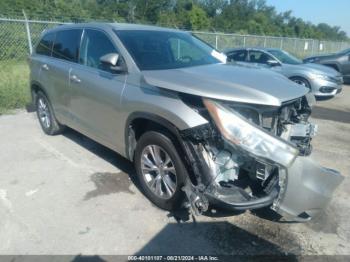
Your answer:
(214, 150), (240, 183)
(255, 161), (274, 181)
(200, 145), (241, 184)
(281, 123), (317, 156)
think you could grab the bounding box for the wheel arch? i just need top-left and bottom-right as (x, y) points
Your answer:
(125, 112), (184, 161)
(30, 80), (49, 104)
(289, 75), (311, 88)
(125, 112), (199, 185)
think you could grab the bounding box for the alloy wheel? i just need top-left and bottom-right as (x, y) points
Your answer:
(141, 145), (177, 199)
(37, 97), (51, 129)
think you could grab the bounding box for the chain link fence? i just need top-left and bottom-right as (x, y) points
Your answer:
(194, 31), (350, 58)
(0, 18), (68, 61)
(1, 17), (350, 61)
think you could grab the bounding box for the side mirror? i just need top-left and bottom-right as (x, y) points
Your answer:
(267, 59), (280, 67)
(100, 53), (126, 73)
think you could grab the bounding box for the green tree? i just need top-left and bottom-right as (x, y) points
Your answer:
(0, 0), (347, 41)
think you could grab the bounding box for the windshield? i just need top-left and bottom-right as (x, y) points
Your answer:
(267, 49), (302, 65)
(114, 30), (221, 70)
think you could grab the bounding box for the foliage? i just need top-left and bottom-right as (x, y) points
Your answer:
(0, 0), (348, 41)
(0, 61), (30, 114)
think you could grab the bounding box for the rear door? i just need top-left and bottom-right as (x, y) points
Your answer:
(49, 29), (82, 123)
(33, 32), (55, 105)
(68, 29), (127, 149)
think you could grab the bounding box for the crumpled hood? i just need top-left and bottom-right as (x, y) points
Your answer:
(143, 63), (308, 106)
(286, 63), (339, 75)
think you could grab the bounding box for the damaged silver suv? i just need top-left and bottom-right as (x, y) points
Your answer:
(30, 23), (343, 221)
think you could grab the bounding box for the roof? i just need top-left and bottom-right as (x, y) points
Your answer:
(44, 22), (184, 34)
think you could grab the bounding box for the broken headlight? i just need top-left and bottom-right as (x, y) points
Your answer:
(203, 99), (299, 167)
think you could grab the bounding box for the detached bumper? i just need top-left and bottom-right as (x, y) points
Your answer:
(275, 157), (344, 221)
(203, 156), (343, 221)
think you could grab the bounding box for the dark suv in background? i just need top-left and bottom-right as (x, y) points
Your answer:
(304, 48), (350, 82)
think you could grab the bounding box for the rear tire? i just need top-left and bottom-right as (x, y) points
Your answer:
(134, 131), (187, 211)
(35, 91), (65, 135)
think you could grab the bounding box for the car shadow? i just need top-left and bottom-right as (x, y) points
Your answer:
(315, 96), (334, 101)
(133, 221), (301, 257)
(62, 127), (142, 192)
(312, 106), (350, 123)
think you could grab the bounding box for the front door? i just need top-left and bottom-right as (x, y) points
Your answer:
(68, 29), (127, 150)
(248, 50), (283, 74)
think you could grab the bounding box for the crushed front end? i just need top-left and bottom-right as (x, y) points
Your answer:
(179, 93), (343, 221)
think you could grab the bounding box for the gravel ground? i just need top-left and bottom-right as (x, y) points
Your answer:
(0, 86), (349, 257)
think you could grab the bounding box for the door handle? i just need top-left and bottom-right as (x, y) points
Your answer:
(41, 64), (49, 71)
(70, 74), (81, 83)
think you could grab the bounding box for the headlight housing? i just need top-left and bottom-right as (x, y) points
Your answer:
(310, 74), (333, 82)
(203, 99), (299, 167)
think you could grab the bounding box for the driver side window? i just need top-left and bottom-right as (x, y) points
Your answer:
(79, 29), (119, 72)
(249, 50), (275, 64)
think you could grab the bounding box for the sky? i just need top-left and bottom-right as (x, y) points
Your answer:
(265, 0), (350, 36)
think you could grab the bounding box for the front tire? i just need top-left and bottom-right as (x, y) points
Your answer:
(35, 91), (65, 135)
(134, 131), (187, 211)
(290, 76), (311, 89)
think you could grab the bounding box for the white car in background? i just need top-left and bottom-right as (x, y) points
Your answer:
(225, 48), (343, 97)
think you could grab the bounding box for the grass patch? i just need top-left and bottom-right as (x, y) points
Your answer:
(0, 60), (30, 115)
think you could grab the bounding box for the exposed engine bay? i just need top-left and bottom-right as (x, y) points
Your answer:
(179, 93), (318, 216)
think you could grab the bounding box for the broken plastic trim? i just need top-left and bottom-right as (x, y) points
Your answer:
(204, 186), (279, 211)
(180, 124), (281, 214)
(182, 177), (209, 215)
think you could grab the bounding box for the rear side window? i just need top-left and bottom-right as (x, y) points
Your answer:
(79, 29), (118, 70)
(52, 29), (82, 62)
(227, 50), (247, 62)
(36, 32), (55, 56)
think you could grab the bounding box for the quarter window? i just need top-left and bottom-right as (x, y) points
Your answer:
(79, 29), (118, 71)
(52, 29), (82, 62)
(36, 32), (55, 56)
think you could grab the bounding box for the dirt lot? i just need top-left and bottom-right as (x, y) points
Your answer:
(0, 86), (349, 257)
